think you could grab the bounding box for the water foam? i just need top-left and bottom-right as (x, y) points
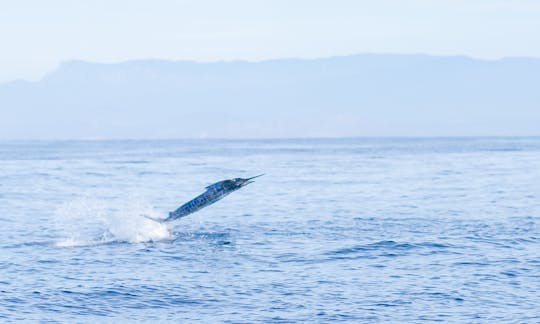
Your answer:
(53, 194), (172, 246)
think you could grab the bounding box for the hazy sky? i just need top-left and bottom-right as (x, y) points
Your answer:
(1, 0), (539, 82)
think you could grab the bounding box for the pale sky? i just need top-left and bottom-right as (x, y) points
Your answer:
(1, 0), (539, 82)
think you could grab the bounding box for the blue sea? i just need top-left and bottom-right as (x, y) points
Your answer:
(1, 138), (539, 322)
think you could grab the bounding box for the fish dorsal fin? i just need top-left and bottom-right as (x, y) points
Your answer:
(205, 180), (223, 190)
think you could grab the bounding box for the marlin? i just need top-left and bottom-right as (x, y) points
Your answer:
(162, 174), (264, 222)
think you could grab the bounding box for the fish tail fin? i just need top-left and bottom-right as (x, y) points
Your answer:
(142, 214), (164, 223)
(160, 211), (175, 223)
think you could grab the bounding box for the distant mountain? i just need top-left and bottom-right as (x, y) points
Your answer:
(1, 54), (539, 139)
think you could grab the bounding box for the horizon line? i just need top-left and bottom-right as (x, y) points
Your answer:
(2, 135), (540, 142)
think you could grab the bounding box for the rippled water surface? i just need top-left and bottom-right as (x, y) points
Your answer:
(1, 138), (540, 322)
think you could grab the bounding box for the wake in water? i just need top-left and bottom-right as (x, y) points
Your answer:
(53, 194), (171, 246)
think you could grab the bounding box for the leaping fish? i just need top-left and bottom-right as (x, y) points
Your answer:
(162, 174), (264, 223)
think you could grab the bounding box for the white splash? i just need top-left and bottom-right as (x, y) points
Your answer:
(53, 194), (172, 246)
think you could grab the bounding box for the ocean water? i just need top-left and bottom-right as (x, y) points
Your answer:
(1, 137), (539, 322)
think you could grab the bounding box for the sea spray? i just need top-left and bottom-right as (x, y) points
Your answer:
(53, 193), (171, 246)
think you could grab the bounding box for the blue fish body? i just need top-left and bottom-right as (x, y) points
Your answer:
(163, 175), (263, 222)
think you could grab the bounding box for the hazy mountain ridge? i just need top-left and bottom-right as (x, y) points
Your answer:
(1, 54), (539, 139)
